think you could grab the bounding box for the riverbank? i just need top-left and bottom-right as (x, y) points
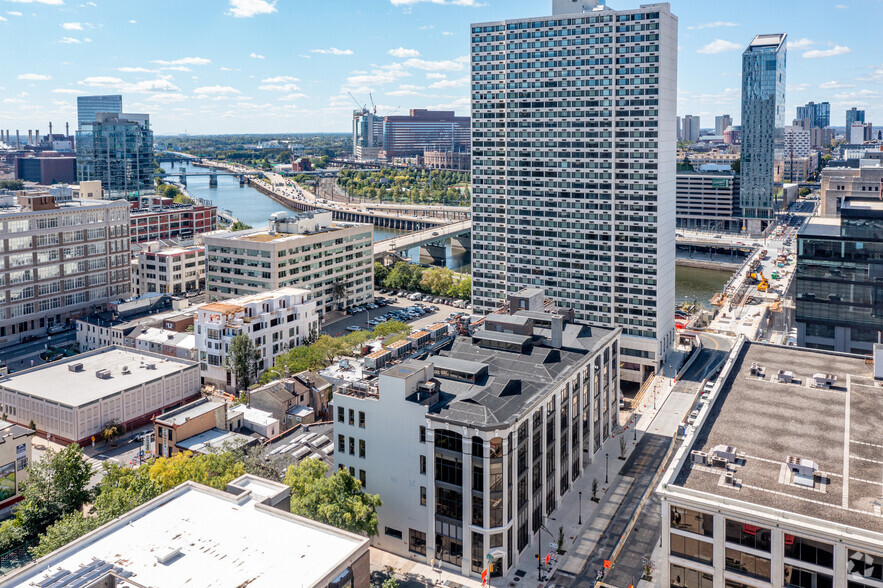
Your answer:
(675, 258), (741, 271)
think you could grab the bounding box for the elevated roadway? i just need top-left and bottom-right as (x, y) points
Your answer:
(373, 220), (471, 257)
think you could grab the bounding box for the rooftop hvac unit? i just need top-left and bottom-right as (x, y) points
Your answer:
(724, 472), (735, 485)
(121, 366), (130, 375)
(145, 363), (157, 370)
(68, 363), (84, 373)
(711, 456), (729, 468)
(691, 450), (708, 465)
(95, 369), (112, 379)
(777, 370), (795, 383)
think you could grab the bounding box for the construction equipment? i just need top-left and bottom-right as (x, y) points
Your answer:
(369, 93), (377, 115)
(757, 272), (770, 292)
(346, 91), (366, 113)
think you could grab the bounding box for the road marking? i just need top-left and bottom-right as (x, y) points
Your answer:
(843, 375), (851, 509)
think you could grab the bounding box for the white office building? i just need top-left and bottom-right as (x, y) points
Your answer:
(469, 0), (678, 382)
(784, 125), (811, 159)
(334, 290), (621, 579)
(132, 244), (205, 296)
(658, 339), (883, 588)
(194, 287), (318, 392)
(204, 210), (374, 316)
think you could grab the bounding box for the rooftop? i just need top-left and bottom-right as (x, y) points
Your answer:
(176, 427), (255, 454)
(800, 216), (841, 237)
(672, 341), (883, 533)
(156, 398), (223, 427)
(2, 475), (367, 588)
(0, 197), (127, 217)
(265, 422), (335, 470)
(0, 347), (196, 408)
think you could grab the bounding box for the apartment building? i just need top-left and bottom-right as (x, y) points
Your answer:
(129, 201), (217, 243)
(470, 0), (678, 382)
(0, 420), (35, 510)
(784, 125), (811, 158)
(194, 287), (318, 392)
(204, 210), (373, 316)
(75, 112), (154, 198)
(0, 193), (131, 348)
(132, 244), (205, 295)
(676, 170), (741, 232)
(381, 109), (471, 160)
(333, 289), (620, 579)
(658, 339), (883, 588)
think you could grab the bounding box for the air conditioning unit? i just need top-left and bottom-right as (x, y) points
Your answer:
(95, 369), (112, 379)
(724, 472), (735, 485)
(691, 450), (708, 465)
(68, 363), (84, 373)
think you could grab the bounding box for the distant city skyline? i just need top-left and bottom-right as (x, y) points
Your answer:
(2, 0), (880, 134)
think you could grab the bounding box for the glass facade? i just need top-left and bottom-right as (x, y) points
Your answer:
(76, 113), (154, 198)
(740, 34), (787, 223)
(796, 101), (830, 128)
(796, 199), (883, 351)
(76, 94), (123, 129)
(845, 108), (865, 133)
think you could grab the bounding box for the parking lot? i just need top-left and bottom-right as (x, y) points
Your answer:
(322, 292), (473, 337)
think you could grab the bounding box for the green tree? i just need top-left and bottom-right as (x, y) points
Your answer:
(731, 159), (741, 174)
(226, 332), (261, 391)
(0, 180), (25, 190)
(372, 320), (410, 338)
(420, 267), (454, 296)
(331, 278), (350, 310)
(374, 262), (389, 285)
(31, 513), (102, 558)
(229, 220), (252, 231)
(15, 445), (93, 540)
(284, 460), (382, 536)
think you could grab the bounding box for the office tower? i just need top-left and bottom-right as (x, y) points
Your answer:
(739, 33), (787, 233)
(352, 109), (384, 160)
(76, 95), (123, 129)
(795, 100), (830, 128)
(714, 114), (732, 136)
(677, 116), (682, 140)
(76, 112), (154, 198)
(470, 0), (678, 383)
(783, 125), (810, 158)
(0, 193), (131, 347)
(682, 114), (700, 142)
(845, 107), (865, 132)
(381, 109), (470, 160)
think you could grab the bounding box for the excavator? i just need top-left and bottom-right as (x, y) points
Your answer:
(757, 271), (770, 292)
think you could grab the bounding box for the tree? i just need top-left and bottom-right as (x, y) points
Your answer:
(0, 180), (25, 190)
(591, 478), (599, 502)
(226, 332), (260, 392)
(15, 445), (93, 540)
(284, 460), (382, 536)
(31, 513), (102, 558)
(420, 267), (454, 296)
(331, 278), (350, 310)
(229, 220), (252, 231)
(101, 420), (124, 443)
(731, 159), (741, 174)
(374, 262), (389, 286)
(382, 579), (399, 588)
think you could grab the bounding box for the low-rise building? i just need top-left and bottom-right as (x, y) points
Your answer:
(658, 340), (883, 588)
(820, 158), (883, 217)
(229, 405), (280, 439)
(248, 370), (332, 427)
(204, 210), (373, 315)
(194, 287), (318, 392)
(0, 420), (35, 510)
(132, 244), (205, 296)
(0, 346), (200, 445)
(333, 290), (620, 578)
(129, 201), (217, 243)
(133, 327), (196, 361)
(154, 397), (227, 458)
(76, 301), (193, 352)
(0, 474), (371, 588)
(676, 169), (742, 232)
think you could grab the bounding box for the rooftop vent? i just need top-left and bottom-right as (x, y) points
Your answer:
(155, 546), (182, 565)
(68, 363), (84, 373)
(691, 450), (708, 465)
(786, 455), (819, 477)
(811, 373), (837, 388)
(145, 363), (157, 370)
(712, 444), (737, 464)
(121, 365), (130, 375)
(95, 369), (112, 379)
(749, 362), (765, 377)
(776, 370), (795, 383)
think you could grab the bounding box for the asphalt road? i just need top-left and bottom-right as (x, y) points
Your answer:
(321, 296), (471, 337)
(0, 330), (77, 372)
(553, 432), (672, 588)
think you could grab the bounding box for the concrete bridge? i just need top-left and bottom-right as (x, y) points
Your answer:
(373, 219), (472, 263)
(154, 168), (262, 187)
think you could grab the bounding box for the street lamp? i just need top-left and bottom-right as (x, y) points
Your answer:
(579, 491), (583, 525)
(537, 521), (554, 582)
(605, 452), (609, 484)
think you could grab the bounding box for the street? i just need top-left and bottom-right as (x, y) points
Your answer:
(0, 330), (76, 373)
(321, 295), (471, 337)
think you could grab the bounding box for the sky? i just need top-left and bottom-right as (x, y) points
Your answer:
(2, 0), (881, 135)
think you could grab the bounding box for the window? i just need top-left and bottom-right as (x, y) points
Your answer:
(409, 529), (427, 555)
(359, 411), (365, 428)
(670, 506), (713, 536)
(359, 469), (366, 488)
(725, 520), (771, 552)
(847, 550), (883, 582)
(338, 434), (345, 452)
(419, 426), (426, 443)
(435, 454), (463, 486)
(420, 486), (426, 506)
(349, 437), (355, 455)
(420, 455), (426, 474)
(785, 565), (833, 588)
(349, 409), (354, 426)
(435, 430), (463, 452)
(338, 406), (344, 423)
(725, 548), (770, 580)
(670, 534), (713, 565)
(436, 487), (463, 520)
(359, 439), (366, 458)
(784, 536), (834, 568)
(384, 527), (403, 540)
(670, 564), (713, 588)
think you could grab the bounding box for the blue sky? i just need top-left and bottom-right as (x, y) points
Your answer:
(2, 0), (881, 135)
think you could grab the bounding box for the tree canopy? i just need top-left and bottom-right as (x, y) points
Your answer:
(226, 331), (261, 391)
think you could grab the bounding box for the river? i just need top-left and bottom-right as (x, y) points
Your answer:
(159, 162), (471, 272)
(674, 266), (730, 309)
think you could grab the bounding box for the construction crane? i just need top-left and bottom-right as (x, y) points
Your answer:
(369, 93), (377, 115)
(346, 91), (366, 113)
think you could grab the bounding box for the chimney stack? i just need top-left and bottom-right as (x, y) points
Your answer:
(16, 130), (20, 148)
(49, 122), (53, 142)
(28, 130), (33, 145)
(35, 129), (39, 145)
(65, 122), (69, 138)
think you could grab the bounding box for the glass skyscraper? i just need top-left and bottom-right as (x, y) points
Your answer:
(739, 33), (786, 232)
(795, 101), (829, 128)
(470, 0), (678, 382)
(76, 112), (154, 198)
(76, 95), (123, 129)
(845, 107), (865, 134)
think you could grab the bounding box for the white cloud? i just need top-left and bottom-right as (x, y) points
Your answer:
(193, 85), (241, 95)
(347, 63), (410, 86)
(59, 36), (90, 43)
(388, 47), (420, 58)
(835, 4), (848, 8)
(152, 56), (210, 66)
(262, 75), (299, 83)
(61, 21), (82, 29)
(0, 15), (5, 20)
(278, 93), (309, 101)
(118, 66), (155, 73)
(78, 76), (122, 86)
(687, 21), (739, 30)
(227, 0), (276, 18)
(426, 72), (446, 80)
(161, 65), (190, 72)
(51, 88), (82, 94)
(126, 79), (180, 93)
(819, 80), (854, 89)
(7, 11), (23, 15)
(311, 47), (353, 55)
(403, 56), (468, 71)
(442, 31), (454, 36)
(258, 83), (301, 92)
(144, 93), (188, 103)
(788, 38), (815, 49)
(5, 0), (63, 4)
(803, 45), (852, 59)
(429, 76), (468, 89)
(128, 19), (136, 23)
(788, 82), (812, 92)
(390, 0), (484, 5)
(17, 73), (51, 80)
(249, 52), (265, 59)
(697, 39), (743, 54)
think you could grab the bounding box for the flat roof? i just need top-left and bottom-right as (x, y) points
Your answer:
(157, 398), (223, 427)
(176, 427), (254, 453)
(673, 342), (883, 533)
(800, 216), (841, 237)
(2, 476), (367, 587)
(0, 347), (196, 408)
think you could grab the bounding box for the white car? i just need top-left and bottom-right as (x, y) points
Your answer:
(703, 380), (715, 393)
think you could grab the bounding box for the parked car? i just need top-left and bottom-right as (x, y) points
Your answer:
(21, 335), (40, 344)
(408, 293), (422, 301)
(703, 380), (715, 393)
(346, 326), (363, 332)
(429, 306), (439, 312)
(687, 410), (699, 425)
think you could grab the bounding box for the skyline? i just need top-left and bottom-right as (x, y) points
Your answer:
(2, 0), (881, 134)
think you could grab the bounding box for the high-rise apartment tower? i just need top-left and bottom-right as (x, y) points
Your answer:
(470, 0), (678, 382)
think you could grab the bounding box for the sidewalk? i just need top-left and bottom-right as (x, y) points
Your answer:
(371, 548), (484, 588)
